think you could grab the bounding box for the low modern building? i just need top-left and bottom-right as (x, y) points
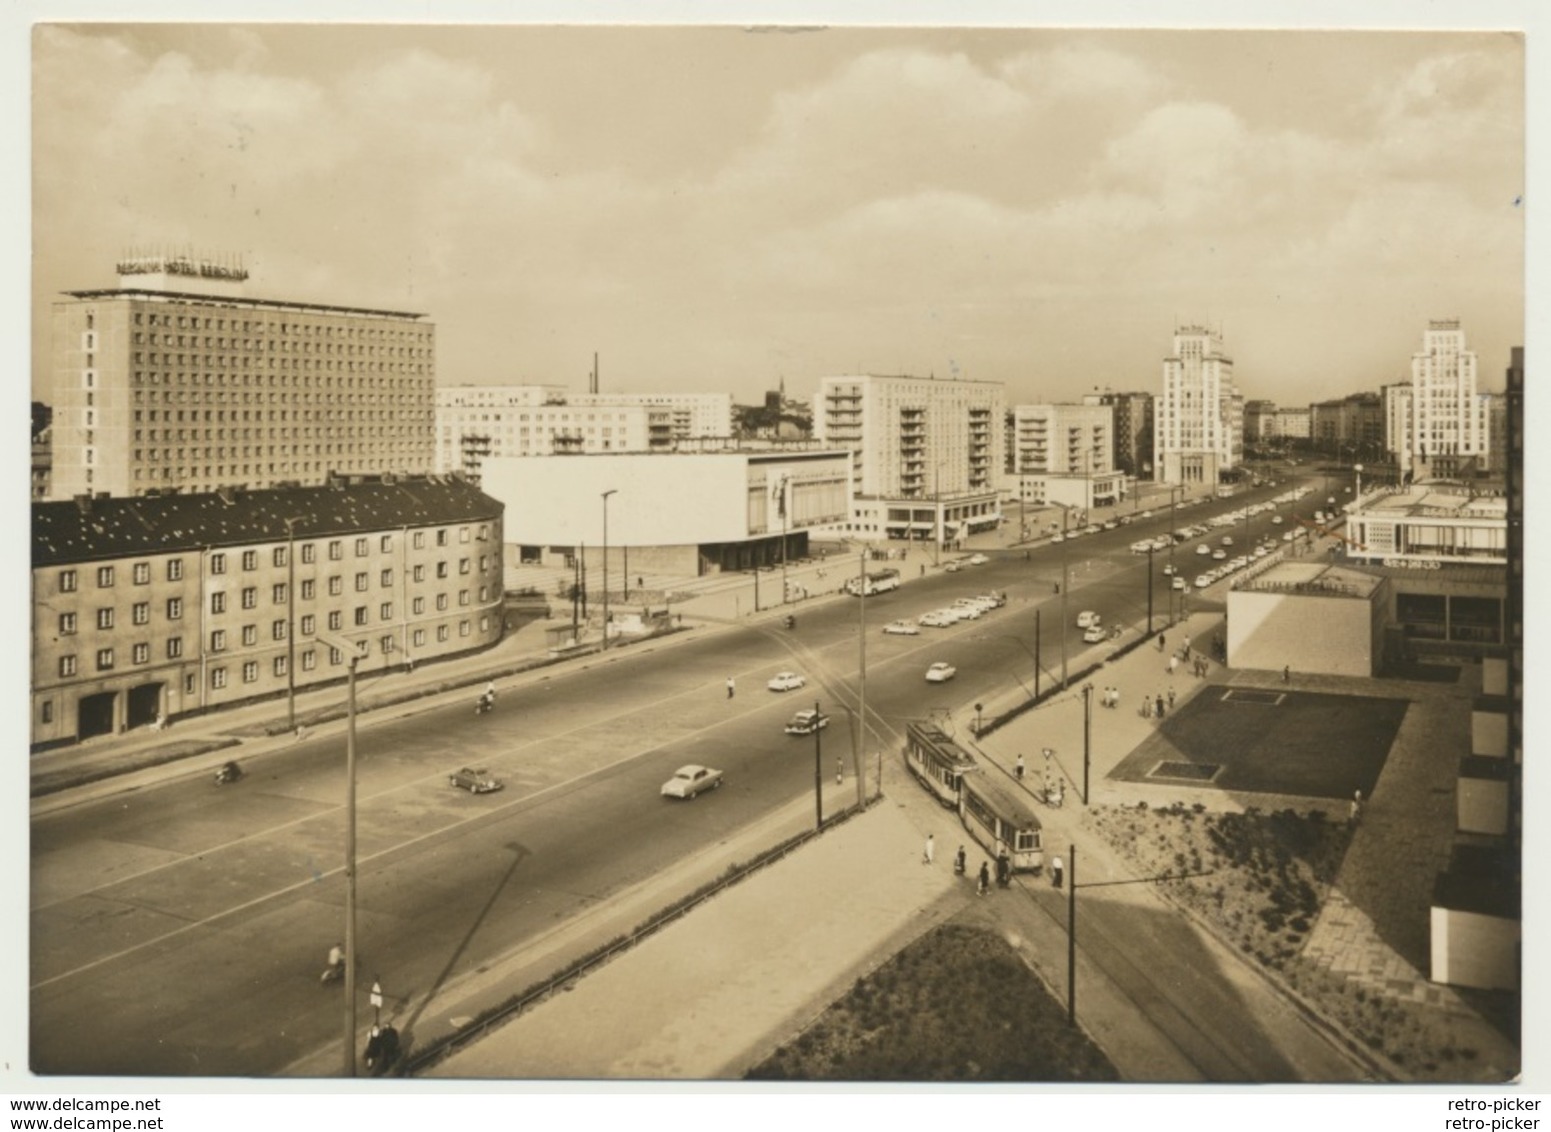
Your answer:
(31, 474), (503, 748)
(480, 448), (851, 580)
(1342, 483), (1507, 568)
(1225, 562), (1389, 677)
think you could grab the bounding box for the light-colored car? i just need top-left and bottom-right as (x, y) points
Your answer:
(978, 592), (1007, 608)
(1212, 549), (1227, 560)
(1197, 544), (1212, 556)
(1162, 563), (1177, 576)
(448, 766), (504, 794)
(1076, 610), (1100, 628)
(1172, 576), (1186, 590)
(948, 603), (982, 619)
(944, 561), (963, 573)
(1283, 529), (1297, 541)
(661, 764), (724, 799)
(1082, 625), (1105, 643)
(767, 671), (806, 693)
(925, 662), (957, 683)
(1050, 533), (1065, 544)
(882, 619), (921, 636)
(918, 611), (954, 628)
(968, 553), (989, 566)
(1221, 535), (1234, 546)
(1194, 574), (1213, 589)
(1131, 540), (1152, 554)
(785, 709), (830, 735)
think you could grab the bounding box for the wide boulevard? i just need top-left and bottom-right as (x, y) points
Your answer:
(31, 472), (1332, 1077)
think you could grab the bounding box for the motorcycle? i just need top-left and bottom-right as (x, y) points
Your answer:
(214, 761), (243, 785)
(475, 691), (494, 716)
(783, 614), (796, 630)
(321, 962), (344, 986)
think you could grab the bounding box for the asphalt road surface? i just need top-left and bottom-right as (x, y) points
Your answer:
(30, 474), (1328, 1076)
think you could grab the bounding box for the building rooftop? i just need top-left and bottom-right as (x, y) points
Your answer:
(1235, 561), (1384, 599)
(1350, 484), (1507, 521)
(62, 286), (427, 322)
(32, 475), (498, 567)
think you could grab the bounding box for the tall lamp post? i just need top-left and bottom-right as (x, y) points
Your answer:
(601, 489), (617, 649)
(316, 631), (367, 1077)
(778, 474), (790, 607)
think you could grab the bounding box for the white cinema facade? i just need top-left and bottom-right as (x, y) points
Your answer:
(479, 448), (852, 583)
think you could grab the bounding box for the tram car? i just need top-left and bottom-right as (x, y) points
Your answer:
(902, 720), (1044, 874)
(958, 772), (1044, 874)
(902, 720), (979, 807)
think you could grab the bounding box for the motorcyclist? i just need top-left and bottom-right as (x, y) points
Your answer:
(323, 942), (344, 982)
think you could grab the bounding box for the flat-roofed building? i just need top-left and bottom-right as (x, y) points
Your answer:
(1343, 482), (1507, 568)
(1156, 325), (1243, 487)
(434, 385), (733, 479)
(814, 373), (1004, 544)
(481, 448), (851, 580)
(31, 474), (502, 748)
(50, 255), (435, 499)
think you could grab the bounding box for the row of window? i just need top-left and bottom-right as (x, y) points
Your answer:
(54, 529), (492, 590)
(61, 583), (493, 634)
(55, 618), (488, 679)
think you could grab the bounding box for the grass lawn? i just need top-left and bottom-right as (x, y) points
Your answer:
(745, 922), (1119, 1082)
(1111, 687), (1408, 800)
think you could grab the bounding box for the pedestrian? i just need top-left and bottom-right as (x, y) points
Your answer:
(1183, 634), (1191, 655)
(1158, 632), (1166, 653)
(364, 1025), (383, 1073)
(1050, 855), (1064, 889)
(1350, 789), (1364, 825)
(1141, 695), (1151, 719)
(1016, 752), (1025, 780)
(376, 1022), (400, 1075)
(484, 679), (496, 702)
(954, 844), (967, 875)
(836, 756), (844, 785)
(726, 676), (735, 699)
(923, 833), (935, 865)
(977, 861), (990, 896)
(1282, 665), (1290, 684)
(1167, 687), (1176, 711)
(1168, 654), (1178, 676)
(1155, 694), (1165, 718)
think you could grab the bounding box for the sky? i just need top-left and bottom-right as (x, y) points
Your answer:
(28, 17), (1527, 409)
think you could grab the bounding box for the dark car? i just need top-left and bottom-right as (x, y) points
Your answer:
(449, 766), (504, 794)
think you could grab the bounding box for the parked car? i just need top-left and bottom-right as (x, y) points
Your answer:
(1197, 544), (1212, 556)
(661, 764), (724, 799)
(918, 611), (954, 628)
(882, 619), (921, 636)
(767, 671), (807, 692)
(1221, 535), (1234, 546)
(968, 553), (989, 566)
(947, 602), (982, 619)
(1076, 610), (1100, 628)
(1212, 549), (1227, 560)
(785, 709), (830, 735)
(944, 561), (963, 573)
(1082, 625), (1105, 643)
(1172, 576), (1186, 590)
(978, 591), (1007, 608)
(925, 662), (957, 683)
(448, 766), (504, 794)
(1162, 563), (1177, 576)
(1194, 574), (1213, 589)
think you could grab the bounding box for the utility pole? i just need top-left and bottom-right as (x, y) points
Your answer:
(813, 698), (824, 830)
(601, 490), (617, 650)
(1067, 844), (1077, 1025)
(856, 549), (866, 808)
(1060, 507), (1070, 688)
(1146, 541), (1155, 636)
(1082, 683), (1093, 804)
(1033, 609), (1041, 701)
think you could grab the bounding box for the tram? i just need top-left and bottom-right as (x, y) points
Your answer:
(902, 720), (978, 807)
(958, 772), (1044, 874)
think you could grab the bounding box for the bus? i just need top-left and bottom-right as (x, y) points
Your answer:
(902, 720), (978, 807)
(958, 773), (1044, 875)
(843, 568), (901, 596)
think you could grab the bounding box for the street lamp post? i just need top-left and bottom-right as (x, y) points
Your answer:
(779, 475), (790, 607)
(601, 490), (617, 650)
(316, 631), (367, 1077)
(1059, 506), (1070, 689)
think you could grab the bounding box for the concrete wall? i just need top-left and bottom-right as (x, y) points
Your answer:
(1226, 588), (1377, 676)
(1472, 697), (1510, 758)
(1429, 907), (1519, 992)
(1483, 656), (1509, 695)
(1457, 775), (1510, 836)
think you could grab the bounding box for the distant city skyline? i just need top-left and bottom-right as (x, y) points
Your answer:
(31, 22), (1525, 410)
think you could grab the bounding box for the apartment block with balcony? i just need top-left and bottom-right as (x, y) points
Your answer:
(814, 374), (1004, 543)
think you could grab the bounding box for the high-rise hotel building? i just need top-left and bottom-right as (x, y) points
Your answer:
(1385, 320), (1490, 481)
(1155, 324), (1242, 487)
(50, 255), (435, 499)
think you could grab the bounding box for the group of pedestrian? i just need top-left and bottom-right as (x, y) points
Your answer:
(1099, 685), (1120, 709)
(1141, 692), (1170, 720)
(1191, 656), (1210, 678)
(363, 1021), (401, 1075)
